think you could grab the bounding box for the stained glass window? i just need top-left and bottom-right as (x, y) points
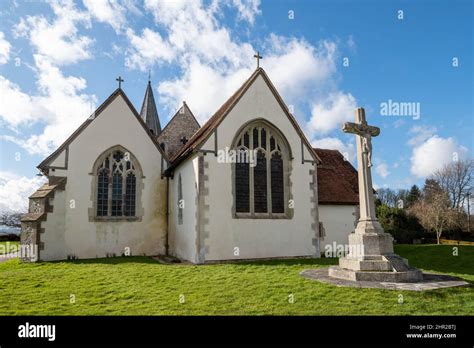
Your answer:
(234, 123), (289, 217)
(95, 149), (139, 218)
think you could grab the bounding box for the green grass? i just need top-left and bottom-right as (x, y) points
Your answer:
(0, 245), (472, 315)
(0, 241), (19, 255)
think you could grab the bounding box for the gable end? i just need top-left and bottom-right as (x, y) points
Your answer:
(38, 88), (169, 174)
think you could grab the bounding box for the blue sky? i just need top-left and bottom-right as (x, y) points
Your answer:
(0, 0), (472, 211)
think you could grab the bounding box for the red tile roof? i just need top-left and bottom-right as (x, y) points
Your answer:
(315, 148), (359, 205)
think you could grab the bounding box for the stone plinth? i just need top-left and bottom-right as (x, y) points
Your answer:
(329, 257), (424, 283)
(301, 267), (469, 291)
(329, 229), (424, 283)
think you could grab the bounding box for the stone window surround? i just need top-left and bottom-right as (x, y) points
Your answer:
(89, 145), (145, 222)
(231, 118), (293, 220)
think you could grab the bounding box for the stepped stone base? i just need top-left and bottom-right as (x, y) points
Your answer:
(327, 227), (424, 283)
(328, 265), (423, 283)
(301, 267), (469, 291)
(329, 252), (423, 283)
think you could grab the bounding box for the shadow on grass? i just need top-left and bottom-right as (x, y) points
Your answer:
(50, 256), (160, 265)
(224, 257), (338, 267)
(51, 256), (339, 267)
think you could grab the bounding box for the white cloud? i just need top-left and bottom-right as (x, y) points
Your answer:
(307, 91), (357, 134)
(13, 0), (93, 66)
(0, 32), (11, 64)
(156, 36), (339, 123)
(408, 124), (437, 146)
(158, 60), (252, 124)
(410, 135), (468, 178)
(4, 0), (349, 159)
(1, 1), (97, 156)
(0, 76), (38, 127)
(231, 0), (261, 24)
(83, 0), (127, 33)
(0, 55), (97, 155)
(264, 35), (337, 99)
(125, 28), (175, 70)
(123, 0), (348, 131)
(142, 0), (256, 70)
(0, 56), (95, 129)
(312, 137), (356, 162)
(375, 162), (390, 178)
(0, 171), (46, 213)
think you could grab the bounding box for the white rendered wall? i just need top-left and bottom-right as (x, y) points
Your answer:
(168, 155), (199, 262)
(318, 205), (358, 254)
(197, 75), (318, 261)
(41, 190), (67, 260)
(42, 94), (167, 260)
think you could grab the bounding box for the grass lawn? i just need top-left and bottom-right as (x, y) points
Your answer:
(0, 241), (19, 255)
(0, 244), (472, 315)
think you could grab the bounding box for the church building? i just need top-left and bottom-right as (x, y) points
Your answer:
(20, 67), (359, 263)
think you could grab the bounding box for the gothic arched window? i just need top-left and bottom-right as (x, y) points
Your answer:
(93, 147), (142, 220)
(233, 120), (291, 218)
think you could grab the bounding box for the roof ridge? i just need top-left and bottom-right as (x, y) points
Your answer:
(159, 101), (200, 136)
(182, 101), (201, 128)
(168, 68), (265, 164)
(169, 67), (321, 167)
(38, 88), (169, 173)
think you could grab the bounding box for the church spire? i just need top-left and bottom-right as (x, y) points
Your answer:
(139, 79), (161, 136)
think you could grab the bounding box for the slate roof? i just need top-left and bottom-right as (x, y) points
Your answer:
(314, 148), (359, 205)
(140, 81), (161, 136)
(168, 67), (321, 169)
(157, 101), (200, 158)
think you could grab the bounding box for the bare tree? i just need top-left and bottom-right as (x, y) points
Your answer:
(410, 190), (461, 244)
(433, 159), (474, 210)
(376, 188), (410, 208)
(0, 211), (23, 227)
(376, 188), (397, 207)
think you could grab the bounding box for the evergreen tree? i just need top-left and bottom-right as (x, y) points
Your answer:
(406, 185), (421, 207)
(423, 179), (443, 202)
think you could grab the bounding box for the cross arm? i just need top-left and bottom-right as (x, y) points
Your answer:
(342, 122), (380, 137)
(342, 122), (361, 135)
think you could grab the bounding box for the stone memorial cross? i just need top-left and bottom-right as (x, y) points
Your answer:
(342, 108), (380, 225)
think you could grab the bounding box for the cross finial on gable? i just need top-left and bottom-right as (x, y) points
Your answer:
(253, 51), (262, 69)
(116, 76), (124, 89)
(148, 69), (151, 83)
